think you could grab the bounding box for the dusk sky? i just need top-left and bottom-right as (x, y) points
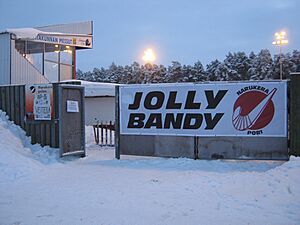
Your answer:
(1, 0), (299, 72)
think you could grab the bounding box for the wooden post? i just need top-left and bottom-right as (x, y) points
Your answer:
(109, 121), (113, 146)
(290, 73), (300, 156)
(115, 86), (120, 159)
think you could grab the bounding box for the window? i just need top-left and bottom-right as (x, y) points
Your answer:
(25, 41), (44, 73)
(60, 64), (73, 81)
(15, 40), (25, 54)
(14, 41), (75, 82)
(44, 61), (58, 82)
(60, 45), (73, 65)
(45, 44), (59, 62)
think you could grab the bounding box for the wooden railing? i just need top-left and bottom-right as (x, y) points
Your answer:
(93, 121), (115, 146)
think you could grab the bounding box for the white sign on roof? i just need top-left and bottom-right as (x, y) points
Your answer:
(6, 28), (92, 48)
(35, 34), (92, 48)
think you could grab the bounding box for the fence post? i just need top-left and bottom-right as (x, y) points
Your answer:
(290, 73), (300, 156)
(20, 85), (26, 129)
(109, 121), (113, 146)
(115, 86), (120, 159)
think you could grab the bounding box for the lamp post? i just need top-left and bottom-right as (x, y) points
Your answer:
(272, 31), (288, 80)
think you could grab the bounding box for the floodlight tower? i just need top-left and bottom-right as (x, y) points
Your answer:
(272, 31), (288, 80)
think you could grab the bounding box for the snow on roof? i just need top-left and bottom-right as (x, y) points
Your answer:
(5, 28), (62, 39)
(82, 81), (118, 97)
(63, 80), (118, 97)
(4, 28), (89, 40)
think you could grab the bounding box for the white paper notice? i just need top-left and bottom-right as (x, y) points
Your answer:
(67, 100), (79, 113)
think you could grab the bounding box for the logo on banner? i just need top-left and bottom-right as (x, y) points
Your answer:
(232, 86), (277, 135)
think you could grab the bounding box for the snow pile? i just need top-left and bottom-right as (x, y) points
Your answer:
(0, 111), (59, 167)
(0, 110), (300, 225)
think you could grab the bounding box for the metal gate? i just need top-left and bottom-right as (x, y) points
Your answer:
(58, 84), (85, 157)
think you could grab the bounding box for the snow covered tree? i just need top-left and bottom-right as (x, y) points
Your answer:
(76, 69), (84, 80)
(92, 67), (108, 82)
(248, 51), (259, 80)
(157, 65), (167, 83)
(181, 62), (206, 83)
(128, 62), (142, 84)
(273, 53), (293, 79)
(76, 49), (300, 83)
(206, 60), (219, 81)
(254, 49), (273, 80)
(290, 50), (300, 73)
(106, 63), (123, 83)
(149, 64), (163, 83)
(166, 61), (183, 82)
(138, 64), (149, 83)
(83, 71), (94, 81)
(224, 52), (250, 80)
(181, 64), (192, 82)
(192, 61), (206, 82)
(224, 52), (239, 80)
(216, 63), (230, 81)
(206, 59), (228, 81)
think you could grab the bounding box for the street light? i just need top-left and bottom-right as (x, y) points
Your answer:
(142, 48), (156, 64)
(272, 31), (288, 80)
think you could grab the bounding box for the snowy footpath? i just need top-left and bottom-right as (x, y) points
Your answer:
(0, 111), (299, 225)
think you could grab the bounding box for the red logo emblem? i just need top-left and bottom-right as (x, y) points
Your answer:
(232, 88), (277, 131)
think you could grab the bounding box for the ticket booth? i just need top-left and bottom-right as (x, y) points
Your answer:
(0, 21), (93, 85)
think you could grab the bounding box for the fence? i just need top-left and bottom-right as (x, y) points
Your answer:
(290, 73), (300, 156)
(0, 83), (86, 157)
(93, 121), (115, 146)
(115, 81), (292, 160)
(0, 85), (25, 129)
(0, 84), (60, 148)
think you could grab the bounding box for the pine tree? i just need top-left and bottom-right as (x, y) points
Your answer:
(224, 52), (239, 80)
(206, 60), (222, 81)
(131, 62), (142, 84)
(167, 61), (183, 82)
(216, 63), (230, 81)
(76, 69), (84, 80)
(106, 63), (123, 83)
(248, 51), (259, 80)
(158, 65), (168, 83)
(273, 53), (293, 79)
(224, 52), (250, 80)
(76, 49), (300, 83)
(255, 49), (273, 80)
(182, 65), (193, 82)
(290, 50), (300, 73)
(193, 61), (206, 82)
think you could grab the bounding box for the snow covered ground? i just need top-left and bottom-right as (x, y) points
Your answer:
(0, 111), (300, 225)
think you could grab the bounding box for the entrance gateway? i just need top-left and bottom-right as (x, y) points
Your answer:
(115, 81), (288, 160)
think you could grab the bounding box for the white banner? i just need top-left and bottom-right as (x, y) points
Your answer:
(34, 34), (92, 48)
(119, 81), (287, 137)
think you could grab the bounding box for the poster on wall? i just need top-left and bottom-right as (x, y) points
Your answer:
(25, 84), (53, 121)
(119, 81), (287, 137)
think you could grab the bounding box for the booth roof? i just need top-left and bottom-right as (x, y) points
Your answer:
(5, 28), (62, 39)
(64, 80), (118, 97)
(4, 28), (90, 40)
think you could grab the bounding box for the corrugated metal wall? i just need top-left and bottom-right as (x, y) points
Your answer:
(0, 84), (59, 148)
(0, 33), (11, 85)
(0, 85), (26, 129)
(10, 39), (49, 85)
(36, 21), (93, 35)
